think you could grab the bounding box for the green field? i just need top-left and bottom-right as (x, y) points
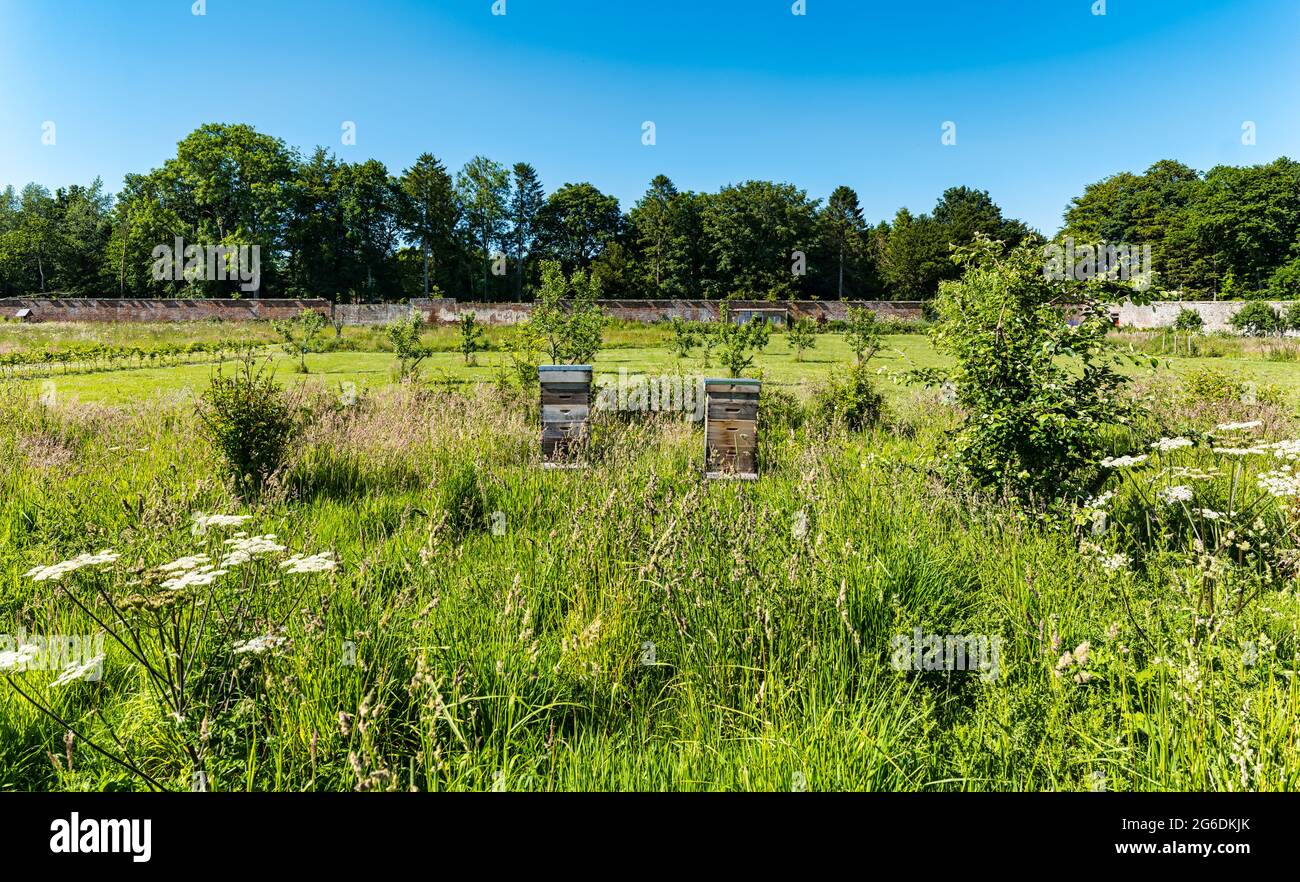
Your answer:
(2, 319), (1298, 792)
(7, 321), (1300, 407)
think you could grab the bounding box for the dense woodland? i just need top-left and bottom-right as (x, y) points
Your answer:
(2, 123), (1298, 302)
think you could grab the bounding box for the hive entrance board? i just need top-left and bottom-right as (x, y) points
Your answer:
(539, 365), (592, 464)
(704, 378), (759, 480)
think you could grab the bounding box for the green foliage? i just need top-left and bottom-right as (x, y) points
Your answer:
(668, 316), (697, 359)
(703, 181), (817, 299)
(273, 308), (328, 372)
(1284, 300), (1300, 331)
(844, 306), (883, 363)
(458, 311), (487, 365)
(536, 183), (622, 271)
(715, 302), (772, 378)
(526, 260), (605, 365)
(786, 316), (818, 362)
(1229, 301), (1281, 336)
(1267, 257), (1300, 300)
(386, 309), (432, 379)
(437, 460), (490, 536)
(932, 235), (1128, 502)
(811, 362), (886, 431)
(197, 358), (296, 497)
(1172, 307), (1204, 332)
(1181, 366), (1284, 407)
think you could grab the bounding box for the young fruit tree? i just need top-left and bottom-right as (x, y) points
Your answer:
(528, 260), (606, 365)
(931, 234), (1131, 503)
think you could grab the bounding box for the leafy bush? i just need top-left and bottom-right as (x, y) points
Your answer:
(811, 362), (885, 431)
(528, 260), (605, 365)
(1181, 366), (1284, 407)
(1284, 301), (1300, 331)
(274, 308), (328, 373)
(715, 302), (772, 378)
(198, 358), (297, 497)
(786, 317), (818, 362)
(844, 306), (883, 363)
(668, 316), (697, 359)
(458, 311), (487, 365)
(759, 385), (806, 434)
(1173, 308), (1204, 332)
(1229, 301), (1281, 336)
(504, 323), (544, 387)
(931, 235), (1128, 502)
(387, 309), (432, 379)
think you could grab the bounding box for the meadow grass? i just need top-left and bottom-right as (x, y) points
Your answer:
(1, 321), (1298, 791)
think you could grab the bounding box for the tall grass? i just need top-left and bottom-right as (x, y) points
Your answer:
(0, 378), (1296, 791)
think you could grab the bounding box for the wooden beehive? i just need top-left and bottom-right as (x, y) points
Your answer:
(539, 365), (592, 463)
(704, 378), (760, 479)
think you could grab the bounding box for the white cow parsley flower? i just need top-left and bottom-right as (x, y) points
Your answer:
(24, 550), (120, 583)
(280, 552), (337, 575)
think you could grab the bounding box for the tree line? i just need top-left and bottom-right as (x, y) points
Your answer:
(1, 123), (1296, 302)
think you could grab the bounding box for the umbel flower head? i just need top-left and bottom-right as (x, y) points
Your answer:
(281, 552), (337, 575)
(23, 550), (119, 583)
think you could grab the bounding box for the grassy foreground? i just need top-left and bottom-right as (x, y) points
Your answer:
(2, 348), (1298, 790)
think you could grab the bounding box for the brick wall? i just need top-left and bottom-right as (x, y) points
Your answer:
(19, 297), (1285, 332)
(0, 298), (330, 323)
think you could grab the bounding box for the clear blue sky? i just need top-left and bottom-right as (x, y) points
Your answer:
(2, 0), (1297, 234)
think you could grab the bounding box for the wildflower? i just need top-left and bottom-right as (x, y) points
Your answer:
(1197, 508), (1224, 520)
(1073, 641), (1091, 667)
(1212, 446), (1268, 457)
(161, 567), (228, 591)
(232, 634), (288, 656)
(50, 655), (104, 687)
(280, 552), (337, 575)
(1257, 469), (1300, 498)
(219, 534), (286, 566)
(1082, 491), (1114, 510)
(1099, 552), (1128, 572)
(1215, 420), (1263, 433)
(1101, 455), (1148, 469)
(191, 513), (253, 536)
(1267, 439), (1300, 461)
(24, 550), (120, 583)
(156, 554), (212, 573)
(1152, 437), (1193, 453)
(1157, 485), (1193, 504)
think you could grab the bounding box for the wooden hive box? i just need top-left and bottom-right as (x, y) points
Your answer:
(704, 378), (760, 479)
(539, 365), (593, 463)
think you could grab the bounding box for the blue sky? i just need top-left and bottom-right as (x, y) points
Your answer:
(1, 0), (1297, 233)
